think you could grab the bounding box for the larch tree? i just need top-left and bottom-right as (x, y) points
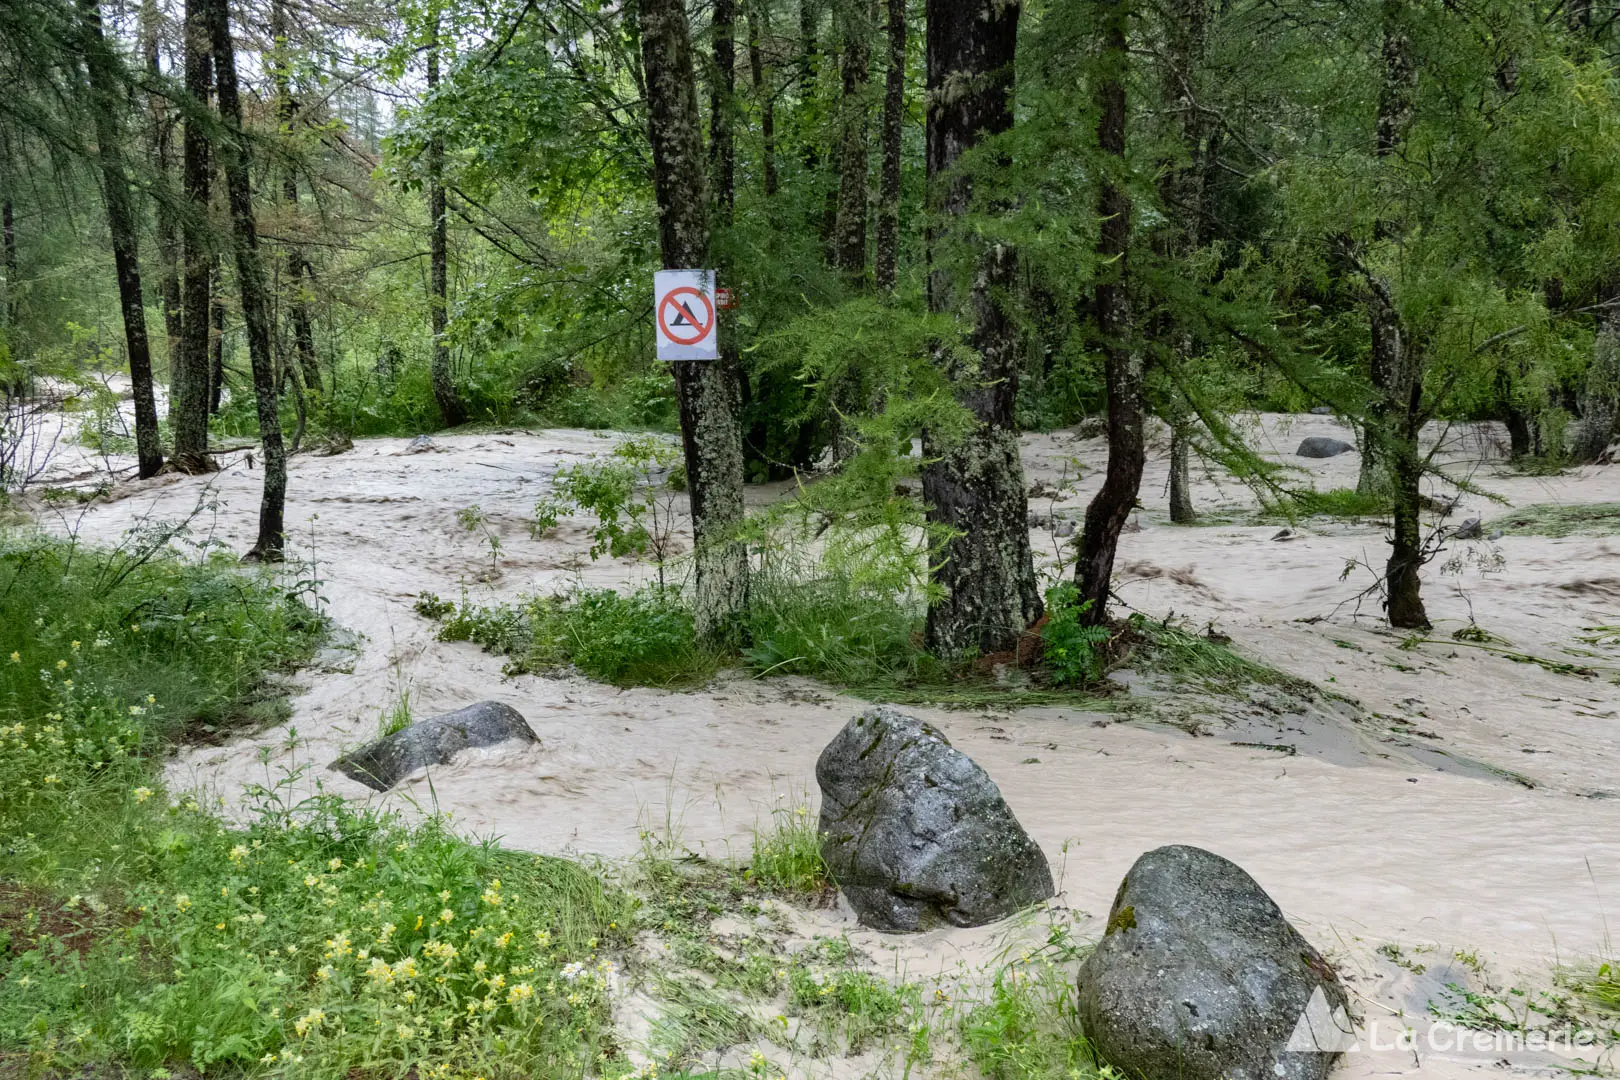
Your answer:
(172, 0), (215, 473)
(1074, 0), (1143, 624)
(79, 0), (163, 478)
(830, 0), (871, 281)
(204, 0), (287, 560)
(919, 0), (1040, 657)
(641, 0), (750, 641)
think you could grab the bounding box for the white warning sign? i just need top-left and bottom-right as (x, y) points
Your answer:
(654, 269), (719, 361)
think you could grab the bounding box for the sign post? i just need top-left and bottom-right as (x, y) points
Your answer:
(654, 269), (719, 361)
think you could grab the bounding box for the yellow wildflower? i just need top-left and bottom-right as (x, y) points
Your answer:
(173, 894), (192, 913)
(437, 908), (454, 924)
(55, 660), (67, 670)
(507, 982), (534, 1004)
(328, 857), (342, 871)
(8, 652), (18, 663)
(228, 844), (249, 864)
(293, 1008), (325, 1036)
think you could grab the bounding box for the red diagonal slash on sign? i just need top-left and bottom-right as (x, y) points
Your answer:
(658, 286), (715, 346)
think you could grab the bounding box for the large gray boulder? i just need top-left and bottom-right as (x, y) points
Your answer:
(1078, 845), (1351, 1080)
(816, 707), (1054, 932)
(1295, 436), (1355, 459)
(330, 701), (538, 791)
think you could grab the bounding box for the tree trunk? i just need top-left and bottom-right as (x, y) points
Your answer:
(1370, 0), (1427, 628)
(271, 0), (322, 396)
(1074, 0), (1143, 625)
(1168, 428), (1194, 523)
(641, 0), (750, 641)
(873, 0), (903, 294)
(918, 0), (1037, 658)
(142, 0), (184, 372)
(173, 0), (216, 472)
(1, 197), (16, 330)
(209, 260), (225, 413)
(81, 0), (164, 479)
(746, 0), (778, 198)
(710, 0), (737, 226)
(206, 0), (287, 561)
(830, 0), (871, 280)
(799, 0), (820, 172)
(427, 10), (466, 427)
(1575, 312), (1620, 463)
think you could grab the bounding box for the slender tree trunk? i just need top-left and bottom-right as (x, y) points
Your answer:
(641, 0), (750, 641)
(873, 0), (903, 294)
(173, 0), (216, 472)
(1168, 429), (1194, 522)
(830, 0), (871, 280)
(710, 0), (737, 225)
(205, 0), (286, 560)
(209, 259), (224, 413)
(81, 0), (163, 478)
(3, 198), (17, 334)
(746, 0), (778, 198)
(1369, 0), (1427, 628)
(1074, 0), (1143, 624)
(919, 0), (1037, 658)
(271, 0), (322, 397)
(426, 10), (466, 427)
(799, 0), (820, 172)
(142, 0), (184, 371)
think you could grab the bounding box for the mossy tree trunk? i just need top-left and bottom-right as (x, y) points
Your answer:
(919, 0), (1039, 658)
(80, 0), (163, 479)
(427, 8), (466, 428)
(1075, 0), (1144, 625)
(641, 0), (750, 642)
(205, 0), (286, 560)
(173, 0), (216, 473)
(271, 0), (322, 397)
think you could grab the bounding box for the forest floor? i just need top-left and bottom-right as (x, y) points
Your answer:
(20, 411), (1620, 1078)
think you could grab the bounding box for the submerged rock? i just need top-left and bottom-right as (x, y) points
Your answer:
(330, 701), (539, 791)
(1077, 845), (1351, 1080)
(1295, 436), (1355, 459)
(816, 707), (1053, 932)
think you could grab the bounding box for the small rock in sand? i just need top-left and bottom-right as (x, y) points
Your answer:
(1295, 436), (1356, 459)
(330, 701), (539, 791)
(817, 707), (1053, 932)
(400, 434), (439, 455)
(1309, 405), (1333, 415)
(1077, 844), (1350, 1080)
(1453, 516), (1483, 540)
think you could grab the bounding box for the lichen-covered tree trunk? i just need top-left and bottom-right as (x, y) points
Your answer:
(81, 0), (163, 479)
(426, 10), (466, 428)
(745, 0), (778, 198)
(1168, 429), (1194, 523)
(205, 0), (286, 560)
(919, 0), (1038, 658)
(1575, 310), (1619, 462)
(830, 0), (871, 280)
(641, 0), (750, 642)
(172, 0), (216, 473)
(1074, 0), (1143, 625)
(142, 0), (183, 371)
(1, 197), (16, 330)
(873, 0), (903, 294)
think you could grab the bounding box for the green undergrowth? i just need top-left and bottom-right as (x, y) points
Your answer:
(1485, 502), (1620, 538)
(0, 528), (639, 1079)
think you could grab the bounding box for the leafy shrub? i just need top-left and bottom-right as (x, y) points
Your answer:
(1040, 583), (1112, 687)
(529, 588), (707, 686)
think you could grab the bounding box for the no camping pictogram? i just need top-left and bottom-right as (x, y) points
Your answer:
(658, 286), (714, 346)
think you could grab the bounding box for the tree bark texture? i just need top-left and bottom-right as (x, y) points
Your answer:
(427, 11), (466, 427)
(641, 0), (750, 642)
(919, 0), (1038, 658)
(81, 0), (164, 478)
(710, 0), (737, 225)
(746, 0), (778, 198)
(830, 0), (871, 280)
(173, 0), (216, 472)
(206, 0), (287, 560)
(142, 0), (184, 371)
(271, 0), (322, 395)
(873, 0), (904, 294)
(1075, 0), (1144, 625)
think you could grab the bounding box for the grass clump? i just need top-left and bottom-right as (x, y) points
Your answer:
(1486, 502), (1620, 538)
(1292, 487), (1391, 519)
(746, 796), (834, 900)
(0, 528), (639, 1079)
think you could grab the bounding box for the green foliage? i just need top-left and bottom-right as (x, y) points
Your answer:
(0, 529), (634, 1078)
(1293, 487), (1391, 519)
(1040, 584), (1111, 687)
(746, 797), (833, 899)
(1486, 502), (1620, 538)
(532, 436), (682, 564)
